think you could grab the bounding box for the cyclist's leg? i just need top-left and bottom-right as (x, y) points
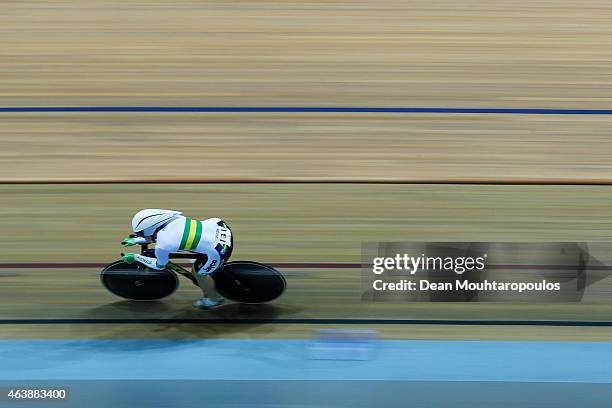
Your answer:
(192, 219), (234, 309)
(192, 248), (224, 309)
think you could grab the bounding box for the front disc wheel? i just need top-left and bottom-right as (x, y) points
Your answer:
(100, 260), (179, 301)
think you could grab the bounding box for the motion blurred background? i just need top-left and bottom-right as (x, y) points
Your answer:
(2, 0), (612, 342)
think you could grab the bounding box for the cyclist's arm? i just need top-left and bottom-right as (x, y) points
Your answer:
(130, 235), (174, 270)
(128, 224), (179, 270)
(121, 236), (152, 246)
(131, 247), (168, 270)
(131, 237), (152, 245)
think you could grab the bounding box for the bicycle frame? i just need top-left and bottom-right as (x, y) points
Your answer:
(137, 244), (201, 285)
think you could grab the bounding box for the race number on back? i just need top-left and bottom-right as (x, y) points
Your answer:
(216, 226), (232, 246)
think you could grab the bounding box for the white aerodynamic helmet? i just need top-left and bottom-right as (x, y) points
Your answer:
(132, 209), (182, 237)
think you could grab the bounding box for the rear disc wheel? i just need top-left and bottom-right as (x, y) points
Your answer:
(212, 261), (286, 303)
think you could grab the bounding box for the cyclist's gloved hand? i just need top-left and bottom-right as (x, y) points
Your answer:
(122, 253), (136, 264)
(121, 237), (139, 247)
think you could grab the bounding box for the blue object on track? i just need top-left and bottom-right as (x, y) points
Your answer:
(1, 339), (611, 382)
(1, 340), (611, 407)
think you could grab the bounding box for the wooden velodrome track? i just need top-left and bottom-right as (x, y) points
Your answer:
(2, 0), (612, 340)
(3, 184), (612, 340)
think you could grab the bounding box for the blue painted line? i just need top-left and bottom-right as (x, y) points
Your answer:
(0, 340), (611, 383)
(1, 106), (612, 114)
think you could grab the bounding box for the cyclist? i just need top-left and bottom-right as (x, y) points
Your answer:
(121, 209), (233, 309)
